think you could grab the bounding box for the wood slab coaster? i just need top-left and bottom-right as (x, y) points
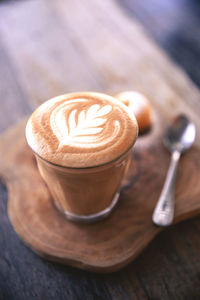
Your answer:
(1, 114), (200, 273)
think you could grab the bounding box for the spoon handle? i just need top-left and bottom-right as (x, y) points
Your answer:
(152, 150), (181, 226)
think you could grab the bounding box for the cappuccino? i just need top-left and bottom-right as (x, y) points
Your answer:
(26, 92), (138, 221)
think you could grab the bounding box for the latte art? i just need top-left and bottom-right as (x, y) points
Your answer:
(50, 100), (117, 149)
(26, 92), (138, 168)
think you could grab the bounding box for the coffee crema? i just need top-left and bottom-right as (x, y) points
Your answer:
(26, 92), (138, 168)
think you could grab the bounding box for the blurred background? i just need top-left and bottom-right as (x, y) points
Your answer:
(0, 0), (200, 133)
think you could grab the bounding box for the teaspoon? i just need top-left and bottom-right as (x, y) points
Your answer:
(152, 115), (196, 227)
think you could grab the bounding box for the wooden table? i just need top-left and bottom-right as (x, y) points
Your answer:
(0, 0), (200, 299)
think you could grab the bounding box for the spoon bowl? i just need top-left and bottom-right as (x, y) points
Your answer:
(164, 114), (196, 153)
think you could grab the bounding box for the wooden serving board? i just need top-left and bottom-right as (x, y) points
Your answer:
(1, 113), (200, 273)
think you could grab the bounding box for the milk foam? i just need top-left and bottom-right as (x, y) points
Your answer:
(50, 99), (115, 149)
(26, 92), (138, 168)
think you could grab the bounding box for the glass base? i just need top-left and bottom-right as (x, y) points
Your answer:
(57, 192), (120, 224)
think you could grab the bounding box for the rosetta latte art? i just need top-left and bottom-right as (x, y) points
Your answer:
(50, 99), (120, 149)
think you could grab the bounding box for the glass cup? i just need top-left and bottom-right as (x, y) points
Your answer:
(34, 148), (133, 223)
(26, 92), (138, 223)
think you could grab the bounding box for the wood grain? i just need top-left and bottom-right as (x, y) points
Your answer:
(0, 36), (31, 133)
(1, 115), (200, 272)
(1, 0), (200, 136)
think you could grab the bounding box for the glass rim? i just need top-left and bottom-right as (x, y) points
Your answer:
(29, 139), (136, 170)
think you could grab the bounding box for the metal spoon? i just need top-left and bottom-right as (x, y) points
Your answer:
(152, 115), (196, 227)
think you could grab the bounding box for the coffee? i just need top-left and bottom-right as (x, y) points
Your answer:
(26, 92), (138, 221)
